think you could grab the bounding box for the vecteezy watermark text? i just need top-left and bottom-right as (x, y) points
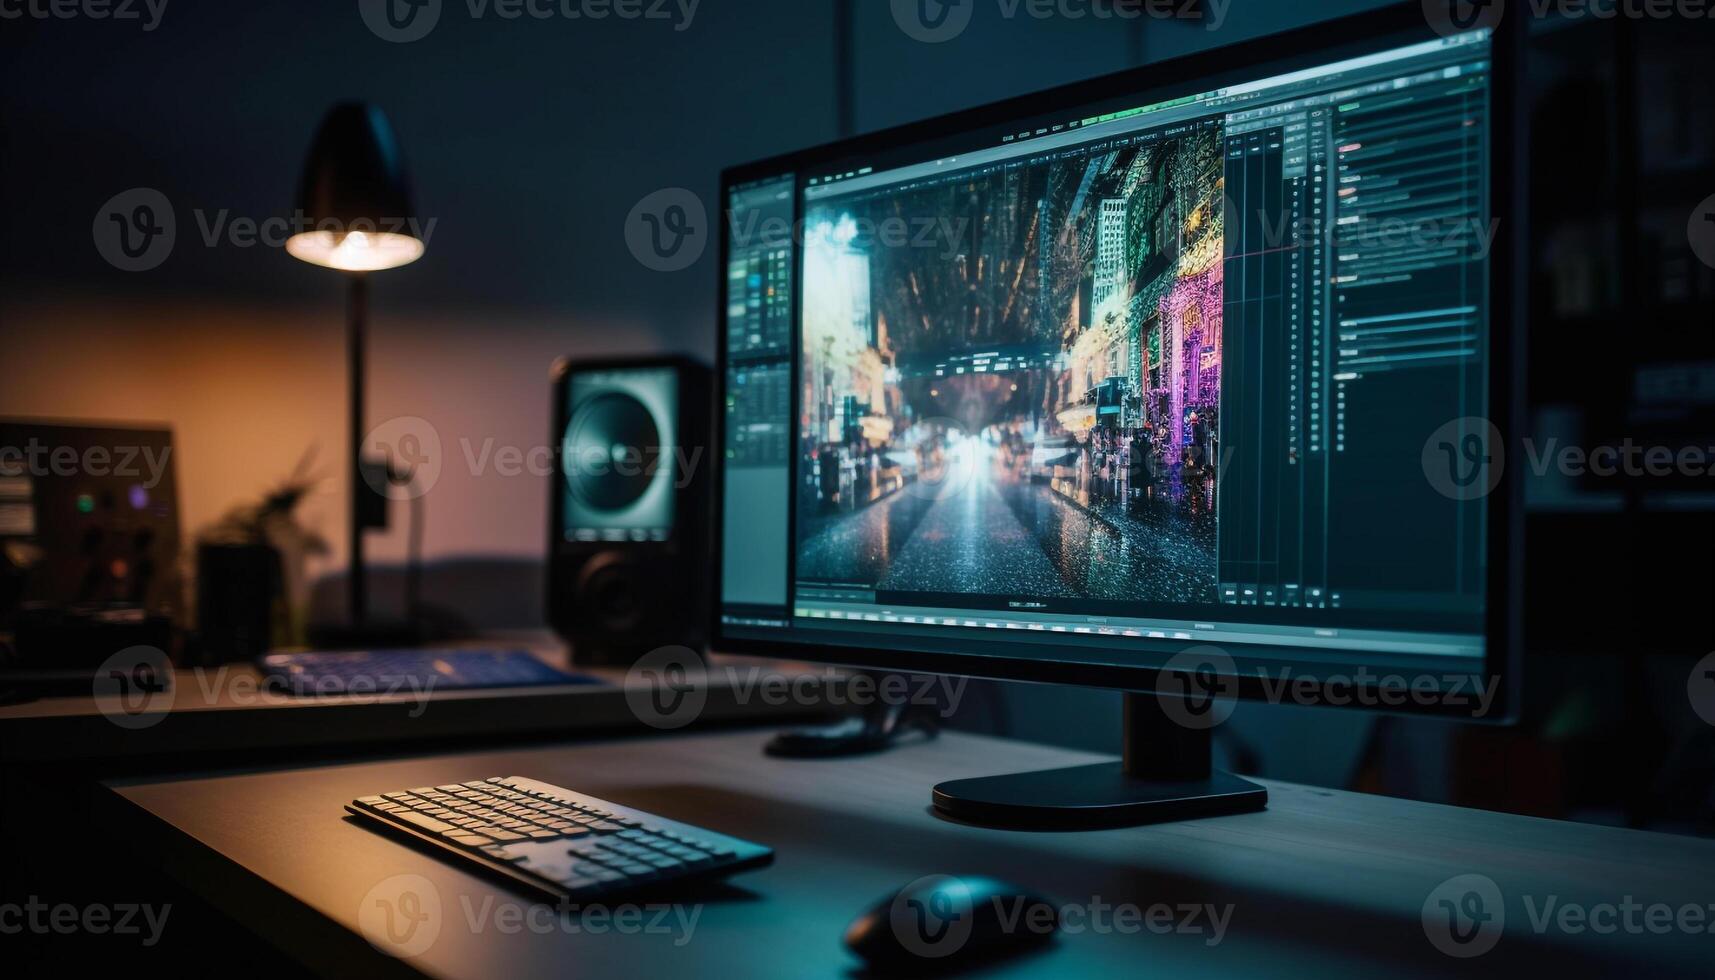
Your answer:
(734, 210), (975, 262)
(1424, 0), (1715, 39)
(358, 0), (701, 44)
(93, 187), (439, 272)
(624, 647), (969, 730)
(891, 0), (1229, 43)
(1420, 415), (1715, 500)
(94, 647), (439, 730)
(356, 414), (710, 502)
(0, 897), (171, 946)
(460, 895), (701, 944)
(0, 0), (167, 30)
(0, 438), (173, 489)
(1156, 646), (1499, 730)
(359, 874), (699, 959)
(887, 875), (1233, 961)
(1423, 873), (1715, 959)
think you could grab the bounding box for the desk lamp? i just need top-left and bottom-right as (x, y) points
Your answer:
(285, 103), (424, 641)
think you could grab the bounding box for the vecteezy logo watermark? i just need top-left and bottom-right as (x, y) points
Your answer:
(360, 874), (443, 958)
(94, 661), (439, 729)
(1156, 645), (1238, 730)
(892, 0), (1226, 42)
(626, 188), (707, 272)
(1424, 417), (1715, 498)
(625, 646), (709, 729)
(1154, 651), (1502, 725)
(95, 189), (438, 271)
(1423, 874), (1506, 958)
(0, 897), (171, 946)
(460, 895), (701, 943)
(361, 873), (701, 955)
(889, 875), (976, 958)
(624, 652), (969, 730)
(890, 0), (975, 42)
(1258, 667), (1501, 717)
(1237, 196), (1502, 263)
(1689, 651), (1715, 727)
(359, 0), (443, 42)
(1427, 0), (1715, 36)
(886, 875), (1233, 959)
(93, 646), (175, 730)
(745, 211), (974, 263)
(1422, 416), (1505, 501)
(1422, 0), (1506, 37)
(359, 0), (700, 42)
(93, 188), (175, 272)
(1689, 193), (1715, 270)
(1425, 874), (1715, 958)
(363, 416), (445, 501)
(0, 0), (168, 30)
(359, 415), (708, 499)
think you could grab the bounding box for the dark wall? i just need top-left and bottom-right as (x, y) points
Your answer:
(1, 0), (838, 334)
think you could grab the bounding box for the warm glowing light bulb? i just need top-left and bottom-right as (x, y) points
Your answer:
(286, 228), (424, 272)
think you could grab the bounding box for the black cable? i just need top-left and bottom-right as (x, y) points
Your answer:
(382, 454), (424, 629)
(834, 0), (855, 137)
(406, 492), (423, 626)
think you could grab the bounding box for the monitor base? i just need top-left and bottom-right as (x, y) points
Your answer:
(931, 691), (1267, 829)
(933, 763), (1266, 829)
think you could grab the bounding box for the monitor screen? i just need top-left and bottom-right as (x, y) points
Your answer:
(718, 25), (1498, 691)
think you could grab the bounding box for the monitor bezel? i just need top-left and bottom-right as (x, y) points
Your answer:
(711, 2), (1523, 723)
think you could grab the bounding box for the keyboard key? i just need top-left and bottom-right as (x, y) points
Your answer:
(394, 812), (457, 834)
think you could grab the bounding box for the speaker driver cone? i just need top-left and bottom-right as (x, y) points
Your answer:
(564, 392), (662, 511)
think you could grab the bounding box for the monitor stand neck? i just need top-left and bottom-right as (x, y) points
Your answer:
(932, 692), (1267, 829)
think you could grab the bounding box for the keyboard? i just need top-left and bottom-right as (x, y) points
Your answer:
(261, 648), (597, 695)
(347, 777), (773, 901)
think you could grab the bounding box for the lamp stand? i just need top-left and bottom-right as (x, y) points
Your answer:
(347, 271), (368, 627)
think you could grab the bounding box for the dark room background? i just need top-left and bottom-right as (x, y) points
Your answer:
(4, 1), (1713, 831)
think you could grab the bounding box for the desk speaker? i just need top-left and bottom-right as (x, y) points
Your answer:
(547, 356), (711, 664)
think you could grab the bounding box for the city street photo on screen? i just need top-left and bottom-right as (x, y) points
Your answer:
(795, 120), (1227, 606)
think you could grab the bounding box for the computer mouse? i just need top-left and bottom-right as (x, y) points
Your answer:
(844, 874), (1058, 970)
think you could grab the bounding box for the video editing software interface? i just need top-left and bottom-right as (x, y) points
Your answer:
(721, 29), (1493, 676)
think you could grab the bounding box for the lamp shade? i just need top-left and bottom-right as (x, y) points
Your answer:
(286, 103), (424, 272)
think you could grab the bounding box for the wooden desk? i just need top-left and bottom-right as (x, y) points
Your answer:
(106, 729), (1715, 978)
(0, 653), (829, 765)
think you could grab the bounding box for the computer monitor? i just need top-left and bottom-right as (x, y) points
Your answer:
(713, 4), (1521, 828)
